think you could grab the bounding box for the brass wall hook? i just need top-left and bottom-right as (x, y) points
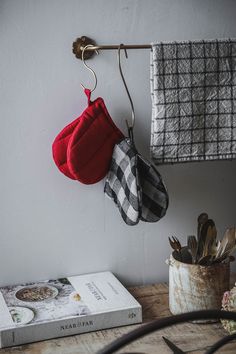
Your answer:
(72, 36), (151, 60)
(72, 36), (97, 60)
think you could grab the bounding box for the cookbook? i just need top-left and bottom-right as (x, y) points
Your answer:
(0, 271), (142, 348)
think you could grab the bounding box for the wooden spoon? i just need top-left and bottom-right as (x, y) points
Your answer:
(215, 227), (236, 261)
(197, 218), (215, 262)
(187, 235), (198, 264)
(197, 213), (208, 242)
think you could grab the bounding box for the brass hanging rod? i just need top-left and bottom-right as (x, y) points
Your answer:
(72, 36), (151, 60)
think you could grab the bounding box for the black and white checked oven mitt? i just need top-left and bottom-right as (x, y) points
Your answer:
(104, 138), (141, 226)
(104, 138), (169, 226)
(137, 154), (169, 223)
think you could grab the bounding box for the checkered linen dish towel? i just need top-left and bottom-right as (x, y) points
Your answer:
(150, 39), (236, 164)
(104, 138), (169, 226)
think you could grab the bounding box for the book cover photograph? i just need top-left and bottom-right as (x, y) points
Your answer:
(0, 278), (90, 328)
(0, 271), (142, 348)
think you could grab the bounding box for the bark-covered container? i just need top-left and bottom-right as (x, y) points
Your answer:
(168, 253), (230, 315)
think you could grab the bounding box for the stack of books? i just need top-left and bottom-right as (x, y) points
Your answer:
(0, 271), (142, 348)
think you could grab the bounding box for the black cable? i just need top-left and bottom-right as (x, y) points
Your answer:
(205, 332), (236, 354)
(97, 310), (236, 354)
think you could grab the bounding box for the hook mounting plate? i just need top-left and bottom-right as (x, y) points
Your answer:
(72, 36), (96, 60)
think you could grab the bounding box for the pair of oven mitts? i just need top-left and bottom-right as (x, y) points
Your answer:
(52, 89), (124, 184)
(52, 89), (168, 225)
(104, 135), (169, 225)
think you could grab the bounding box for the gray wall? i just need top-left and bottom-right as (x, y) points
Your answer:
(1, 0), (236, 286)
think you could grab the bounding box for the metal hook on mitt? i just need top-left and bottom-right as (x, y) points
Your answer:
(117, 44), (135, 140)
(81, 44), (98, 93)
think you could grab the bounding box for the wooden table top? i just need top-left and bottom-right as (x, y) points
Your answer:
(0, 282), (236, 354)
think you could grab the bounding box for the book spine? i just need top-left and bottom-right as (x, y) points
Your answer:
(0, 306), (142, 348)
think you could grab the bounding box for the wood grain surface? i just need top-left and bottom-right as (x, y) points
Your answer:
(0, 281), (236, 354)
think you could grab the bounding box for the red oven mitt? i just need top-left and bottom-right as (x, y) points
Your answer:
(52, 89), (124, 184)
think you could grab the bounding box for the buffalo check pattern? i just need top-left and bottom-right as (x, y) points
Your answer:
(150, 39), (236, 164)
(104, 138), (141, 226)
(137, 155), (169, 222)
(104, 138), (168, 225)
